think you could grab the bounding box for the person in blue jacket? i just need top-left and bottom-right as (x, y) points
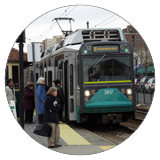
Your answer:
(37, 77), (46, 123)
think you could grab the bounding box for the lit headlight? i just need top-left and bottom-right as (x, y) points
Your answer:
(84, 90), (90, 97)
(126, 89), (132, 95)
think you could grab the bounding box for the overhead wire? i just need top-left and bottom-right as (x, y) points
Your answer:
(99, 16), (120, 27)
(37, 5), (77, 41)
(32, 5), (71, 42)
(92, 14), (116, 28)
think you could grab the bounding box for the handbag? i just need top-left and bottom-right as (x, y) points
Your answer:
(33, 106), (52, 137)
(33, 123), (52, 137)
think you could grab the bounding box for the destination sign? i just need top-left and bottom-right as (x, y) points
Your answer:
(93, 45), (119, 53)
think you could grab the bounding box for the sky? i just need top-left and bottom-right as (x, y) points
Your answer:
(13, 5), (130, 52)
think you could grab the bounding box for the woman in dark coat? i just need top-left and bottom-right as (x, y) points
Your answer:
(43, 87), (61, 148)
(53, 79), (65, 123)
(24, 82), (35, 123)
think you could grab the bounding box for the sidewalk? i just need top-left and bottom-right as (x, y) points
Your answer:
(24, 121), (117, 155)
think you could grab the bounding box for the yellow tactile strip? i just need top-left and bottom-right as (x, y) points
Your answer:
(99, 145), (116, 150)
(59, 124), (91, 145)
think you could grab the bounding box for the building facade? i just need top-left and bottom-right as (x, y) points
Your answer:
(122, 25), (145, 50)
(6, 48), (30, 119)
(123, 25), (154, 77)
(41, 35), (64, 52)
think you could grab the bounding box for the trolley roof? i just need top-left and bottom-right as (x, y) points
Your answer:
(63, 28), (127, 46)
(41, 28), (127, 59)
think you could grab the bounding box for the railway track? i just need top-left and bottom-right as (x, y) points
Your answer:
(120, 104), (150, 131)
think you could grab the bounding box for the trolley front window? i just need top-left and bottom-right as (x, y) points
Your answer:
(83, 56), (132, 84)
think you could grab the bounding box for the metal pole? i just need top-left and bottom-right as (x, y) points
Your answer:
(69, 20), (72, 31)
(32, 43), (38, 124)
(136, 58), (137, 78)
(56, 19), (63, 32)
(19, 42), (24, 129)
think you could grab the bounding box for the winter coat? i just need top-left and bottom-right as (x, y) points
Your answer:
(43, 96), (60, 124)
(24, 87), (35, 110)
(56, 85), (65, 107)
(5, 86), (17, 104)
(37, 85), (46, 114)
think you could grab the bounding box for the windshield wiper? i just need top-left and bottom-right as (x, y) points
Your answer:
(93, 54), (106, 69)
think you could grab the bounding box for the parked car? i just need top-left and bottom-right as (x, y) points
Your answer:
(135, 78), (141, 90)
(144, 78), (155, 93)
(137, 77), (152, 92)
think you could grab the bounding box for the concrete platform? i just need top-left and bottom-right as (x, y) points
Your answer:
(24, 121), (117, 155)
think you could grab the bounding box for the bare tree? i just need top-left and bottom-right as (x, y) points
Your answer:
(133, 39), (153, 76)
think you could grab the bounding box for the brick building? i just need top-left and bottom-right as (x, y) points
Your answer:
(8, 48), (27, 62)
(122, 25), (145, 50)
(123, 25), (154, 76)
(6, 48), (31, 84)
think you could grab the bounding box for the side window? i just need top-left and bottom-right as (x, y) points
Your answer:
(36, 73), (38, 82)
(55, 56), (59, 67)
(78, 64), (80, 85)
(70, 99), (74, 113)
(30, 71), (33, 82)
(70, 64), (73, 96)
(12, 66), (19, 89)
(48, 71), (52, 88)
(60, 70), (63, 84)
(48, 59), (51, 67)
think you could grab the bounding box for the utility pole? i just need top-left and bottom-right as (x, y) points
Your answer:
(32, 43), (38, 124)
(16, 30), (25, 129)
(135, 56), (138, 78)
(27, 43), (41, 124)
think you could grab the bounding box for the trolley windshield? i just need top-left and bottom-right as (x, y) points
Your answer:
(83, 56), (132, 84)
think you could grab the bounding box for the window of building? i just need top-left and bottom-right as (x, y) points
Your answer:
(137, 37), (140, 43)
(129, 28), (133, 33)
(132, 35), (134, 44)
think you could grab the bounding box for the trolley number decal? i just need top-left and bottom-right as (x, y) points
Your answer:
(104, 90), (113, 95)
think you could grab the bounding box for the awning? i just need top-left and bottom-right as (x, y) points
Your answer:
(137, 68), (146, 74)
(136, 66), (155, 74)
(147, 66), (155, 73)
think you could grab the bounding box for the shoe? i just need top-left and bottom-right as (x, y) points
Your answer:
(59, 121), (63, 124)
(48, 145), (58, 148)
(56, 144), (62, 147)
